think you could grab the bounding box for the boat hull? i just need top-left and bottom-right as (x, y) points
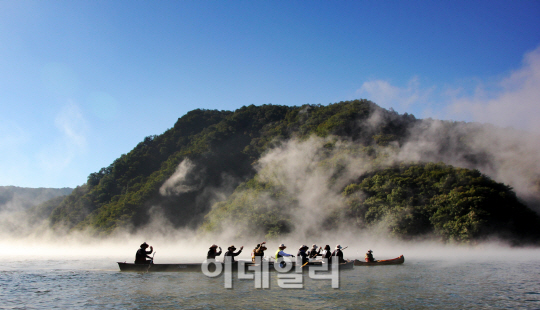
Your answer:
(117, 260), (354, 272)
(354, 255), (405, 266)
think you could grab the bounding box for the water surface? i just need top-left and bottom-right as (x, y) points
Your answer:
(2, 257), (539, 309)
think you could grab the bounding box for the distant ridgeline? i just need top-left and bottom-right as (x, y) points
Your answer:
(0, 186), (72, 212)
(34, 100), (540, 243)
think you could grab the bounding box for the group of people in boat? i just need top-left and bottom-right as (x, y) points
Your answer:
(135, 241), (376, 264)
(208, 242), (351, 265)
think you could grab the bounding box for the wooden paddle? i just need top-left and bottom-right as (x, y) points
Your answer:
(146, 252), (156, 273)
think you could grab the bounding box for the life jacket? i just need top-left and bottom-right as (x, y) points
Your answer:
(275, 249), (283, 260)
(365, 253), (374, 262)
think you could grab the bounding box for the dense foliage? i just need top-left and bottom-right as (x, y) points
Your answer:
(342, 163), (540, 243)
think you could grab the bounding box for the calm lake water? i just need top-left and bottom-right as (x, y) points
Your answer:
(2, 255), (540, 309)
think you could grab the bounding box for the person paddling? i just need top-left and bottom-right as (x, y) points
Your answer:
(331, 245), (346, 264)
(365, 249), (375, 262)
(321, 245), (332, 263)
(275, 244), (295, 260)
(275, 244), (295, 268)
(252, 242), (267, 263)
(207, 244), (222, 260)
(307, 244), (321, 258)
(224, 245), (243, 263)
(135, 242), (154, 264)
(297, 245), (309, 266)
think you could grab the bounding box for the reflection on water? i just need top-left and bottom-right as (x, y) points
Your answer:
(1, 258), (540, 309)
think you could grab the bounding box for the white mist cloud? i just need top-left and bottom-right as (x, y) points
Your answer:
(252, 137), (376, 240)
(357, 46), (540, 134)
(160, 159), (202, 196)
(447, 46), (540, 133)
(357, 76), (434, 113)
(36, 103), (88, 173)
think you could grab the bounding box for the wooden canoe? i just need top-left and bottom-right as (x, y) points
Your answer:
(353, 255), (405, 266)
(117, 260), (354, 272)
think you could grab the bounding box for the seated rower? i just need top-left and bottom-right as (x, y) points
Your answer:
(365, 249), (375, 262)
(252, 242), (267, 263)
(207, 244), (222, 260)
(307, 244), (321, 258)
(332, 244), (346, 264)
(135, 242), (153, 264)
(321, 245), (332, 263)
(275, 243), (295, 267)
(297, 245), (309, 266)
(224, 245), (243, 263)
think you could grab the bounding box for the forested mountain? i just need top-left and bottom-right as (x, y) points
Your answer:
(35, 100), (540, 243)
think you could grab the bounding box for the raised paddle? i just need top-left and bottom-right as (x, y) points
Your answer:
(146, 252), (156, 273)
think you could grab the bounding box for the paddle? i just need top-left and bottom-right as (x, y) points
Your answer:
(146, 252), (156, 273)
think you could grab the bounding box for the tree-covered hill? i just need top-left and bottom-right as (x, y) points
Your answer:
(38, 100), (540, 243)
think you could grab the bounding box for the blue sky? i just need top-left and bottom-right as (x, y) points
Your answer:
(1, 0), (539, 188)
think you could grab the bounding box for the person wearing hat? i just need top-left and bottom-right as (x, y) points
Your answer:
(275, 244), (295, 268)
(135, 242), (154, 264)
(321, 245), (332, 263)
(207, 244), (222, 260)
(252, 242), (267, 263)
(274, 244), (295, 260)
(365, 249), (375, 262)
(331, 244), (346, 264)
(297, 245), (309, 266)
(308, 244), (321, 259)
(224, 245), (243, 263)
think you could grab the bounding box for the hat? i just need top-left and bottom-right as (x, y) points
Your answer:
(367, 249), (373, 253)
(335, 244), (343, 249)
(312, 244), (317, 248)
(209, 244), (218, 249)
(279, 243), (286, 248)
(140, 242), (149, 248)
(228, 245), (236, 250)
(324, 245), (331, 250)
(299, 244), (308, 250)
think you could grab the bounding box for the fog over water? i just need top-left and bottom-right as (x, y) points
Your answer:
(2, 233), (540, 309)
(2, 230), (539, 264)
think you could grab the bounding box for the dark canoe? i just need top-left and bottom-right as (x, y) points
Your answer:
(117, 260), (354, 272)
(118, 262), (204, 272)
(354, 255), (405, 266)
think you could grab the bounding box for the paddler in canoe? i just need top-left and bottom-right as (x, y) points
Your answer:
(224, 245), (243, 262)
(275, 243), (295, 267)
(307, 244), (321, 258)
(135, 242), (154, 264)
(297, 245), (309, 265)
(321, 245), (332, 262)
(207, 244), (222, 260)
(365, 249), (375, 262)
(251, 242), (267, 263)
(332, 245), (346, 263)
